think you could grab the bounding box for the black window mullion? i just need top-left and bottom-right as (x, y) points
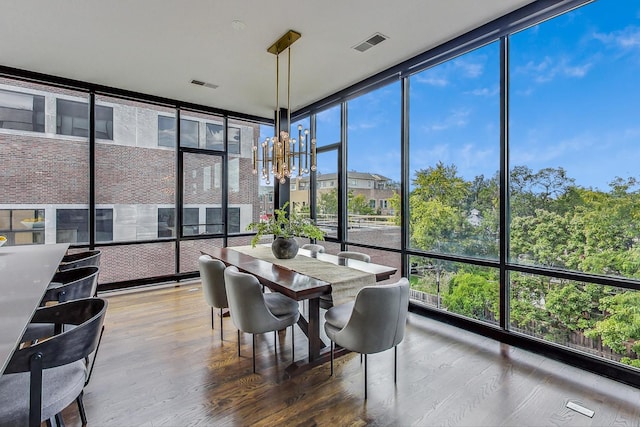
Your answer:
(175, 108), (182, 273)
(89, 92), (96, 249)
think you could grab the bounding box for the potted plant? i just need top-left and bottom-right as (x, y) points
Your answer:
(246, 202), (325, 259)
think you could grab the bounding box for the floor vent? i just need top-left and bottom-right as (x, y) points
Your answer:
(566, 401), (595, 418)
(353, 33), (388, 52)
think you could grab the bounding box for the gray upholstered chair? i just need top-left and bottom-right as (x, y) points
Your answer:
(301, 243), (325, 254)
(0, 298), (108, 427)
(224, 266), (300, 373)
(324, 278), (410, 399)
(337, 251), (371, 263)
(198, 255), (229, 339)
(58, 250), (101, 272)
(320, 251), (372, 310)
(41, 266), (100, 305)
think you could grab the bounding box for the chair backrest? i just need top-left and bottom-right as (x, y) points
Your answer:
(3, 298), (108, 426)
(301, 243), (325, 254)
(336, 278), (409, 354)
(337, 251), (371, 263)
(198, 255), (228, 309)
(44, 266), (100, 303)
(224, 266), (287, 335)
(58, 250), (101, 271)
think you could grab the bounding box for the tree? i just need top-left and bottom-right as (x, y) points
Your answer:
(586, 291), (640, 355)
(317, 188), (338, 215)
(443, 272), (499, 321)
(348, 192), (375, 215)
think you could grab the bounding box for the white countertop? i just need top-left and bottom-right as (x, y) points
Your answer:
(0, 243), (69, 374)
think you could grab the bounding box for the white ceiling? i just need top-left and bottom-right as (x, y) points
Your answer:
(0, 0), (536, 119)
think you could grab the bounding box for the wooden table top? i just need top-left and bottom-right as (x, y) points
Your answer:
(202, 245), (397, 301)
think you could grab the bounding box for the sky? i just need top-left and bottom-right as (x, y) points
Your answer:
(264, 0), (640, 192)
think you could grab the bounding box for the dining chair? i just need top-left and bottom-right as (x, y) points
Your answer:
(41, 266), (100, 305)
(337, 251), (371, 263)
(224, 266), (300, 373)
(0, 297), (108, 427)
(301, 243), (325, 254)
(320, 251), (372, 310)
(324, 278), (409, 399)
(198, 255), (229, 340)
(58, 250), (102, 272)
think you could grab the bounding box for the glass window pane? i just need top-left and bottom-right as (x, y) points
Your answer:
(0, 88), (44, 132)
(0, 78), (89, 247)
(409, 42), (500, 260)
(180, 119), (199, 148)
(410, 255), (499, 325)
(56, 98), (113, 140)
(183, 152), (222, 236)
(316, 105), (340, 147)
(315, 149), (338, 239)
(95, 95), (176, 245)
(346, 82), (401, 249)
(508, 0), (640, 281)
(158, 115), (175, 147)
(510, 271), (640, 371)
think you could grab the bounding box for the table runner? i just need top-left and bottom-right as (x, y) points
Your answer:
(231, 245), (376, 305)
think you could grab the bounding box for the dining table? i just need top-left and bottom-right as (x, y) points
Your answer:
(202, 244), (397, 377)
(0, 243), (69, 375)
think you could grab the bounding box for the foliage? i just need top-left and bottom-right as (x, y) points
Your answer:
(585, 291), (640, 354)
(404, 160), (640, 364)
(246, 202), (324, 247)
(442, 272), (499, 321)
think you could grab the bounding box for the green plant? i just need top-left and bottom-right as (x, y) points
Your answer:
(247, 202), (325, 247)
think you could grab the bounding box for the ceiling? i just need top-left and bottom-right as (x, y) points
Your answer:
(0, 0), (536, 119)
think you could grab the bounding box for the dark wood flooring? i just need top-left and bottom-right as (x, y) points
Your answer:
(59, 282), (640, 426)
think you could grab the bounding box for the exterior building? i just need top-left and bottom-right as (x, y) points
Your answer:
(0, 79), (261, 281)
(287, 171), (398, 215)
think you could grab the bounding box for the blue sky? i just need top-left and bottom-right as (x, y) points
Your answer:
(266, 0), (640, 192)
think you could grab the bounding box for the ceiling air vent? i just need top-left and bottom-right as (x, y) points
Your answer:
(191, 79), (218, 90)
(353, 33), (388, 52)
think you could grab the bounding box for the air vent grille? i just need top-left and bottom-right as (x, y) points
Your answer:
(191, 79), (218, 89)
(353, 33), (388, 52)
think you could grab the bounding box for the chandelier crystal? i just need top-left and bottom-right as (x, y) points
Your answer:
(252, 30), (316, 185)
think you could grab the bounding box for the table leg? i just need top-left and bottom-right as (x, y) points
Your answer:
(307, 297), (321, 361)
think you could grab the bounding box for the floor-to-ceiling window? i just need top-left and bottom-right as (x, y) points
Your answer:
(0, 79), (90, 248)
(508, 0), (640, 370)
(407, 41), (501, 324)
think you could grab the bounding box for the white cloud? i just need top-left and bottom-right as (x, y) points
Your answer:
(593, 26), (640, 49)
(515, 56), (592, 83)
(453, 58), (484, 78)
(423, 109), (470, 132)
(415, 74), (448, 87)
(467, 86), (499, 97)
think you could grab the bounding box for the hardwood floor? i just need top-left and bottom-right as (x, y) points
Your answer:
(59, 282), (640, 426)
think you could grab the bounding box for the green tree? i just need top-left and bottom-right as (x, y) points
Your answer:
(443, 272), (499, 321)
(348, 192), (375, 215)
(586, 291), (640, 355)
(317, 188), (338, 215)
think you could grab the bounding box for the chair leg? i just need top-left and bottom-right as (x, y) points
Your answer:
(237, 330), (241, 357)
(364, 353), (368, 399)
(394, 346), (398, 384)
(330, 341), (334, 376)
(291, 325), (295, 362)
(55, 412), (65, 426)
(274, 330), (277, 360)
(211, 307), (214, 330)
(252, 334), (256, 374)
(77, 391), (88, 425)
(219, 308), (224, 341)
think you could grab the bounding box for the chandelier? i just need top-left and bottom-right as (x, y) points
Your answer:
(252, 30), (317, 185)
